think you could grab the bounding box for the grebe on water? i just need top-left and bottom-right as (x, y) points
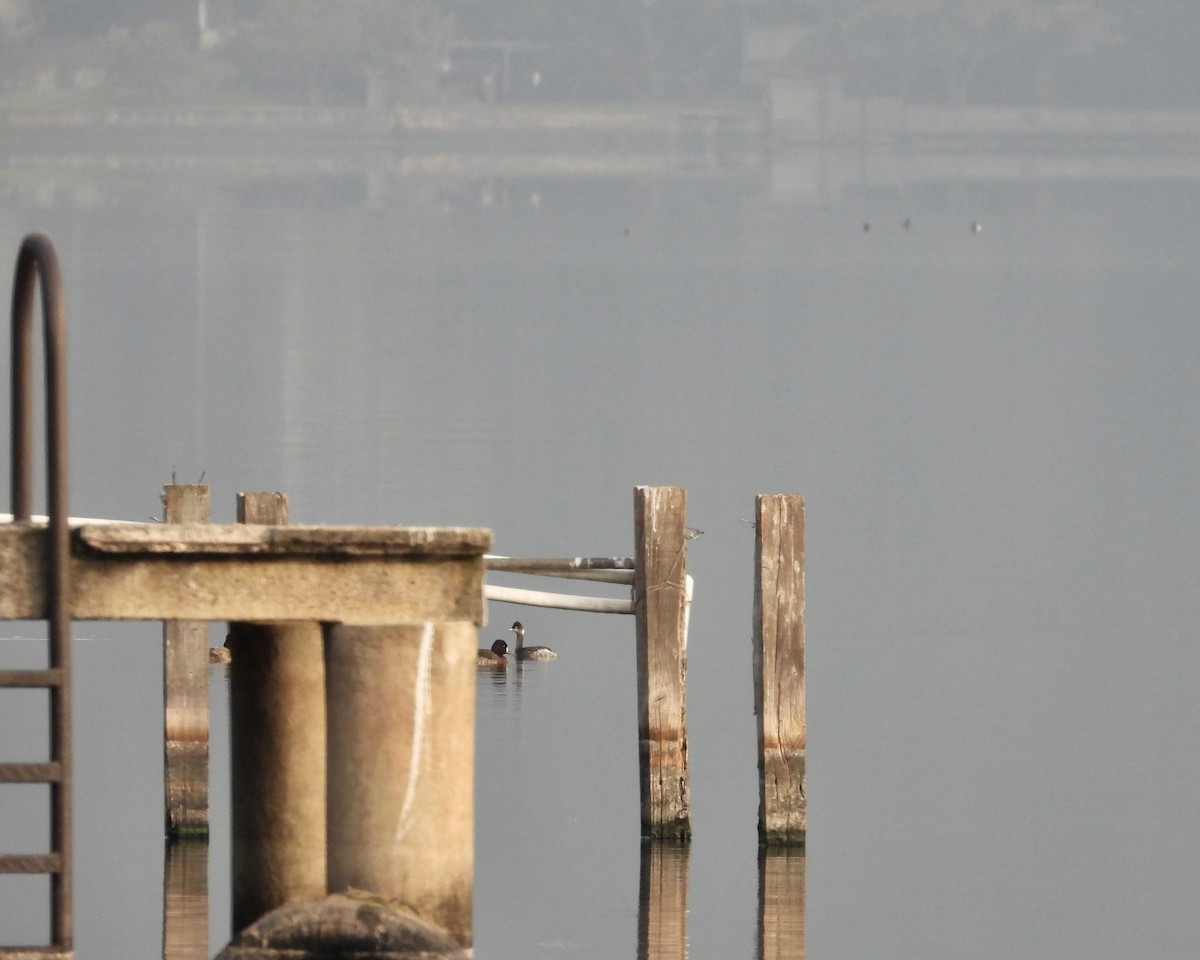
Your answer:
(477, 638), (509, 667)
(510, 621), (557, 661)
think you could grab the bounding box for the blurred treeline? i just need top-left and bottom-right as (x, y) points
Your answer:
(0, 0), (1197, 109)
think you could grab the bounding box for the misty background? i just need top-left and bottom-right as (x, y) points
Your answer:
(3, 1), (1200, 110)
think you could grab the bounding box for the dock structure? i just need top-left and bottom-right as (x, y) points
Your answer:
(0, 233), (489, 958)
(0, 514), (491, 957)
(2, 232), (809, 956)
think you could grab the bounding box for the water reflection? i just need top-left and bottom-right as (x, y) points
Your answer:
(638, 840), (689, 960)
(163, 839), (208, 960)
(757, 846), (805, 960)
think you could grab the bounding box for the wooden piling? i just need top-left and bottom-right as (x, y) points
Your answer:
(637, 840), (690, 960)
(228, 492), (327, 933)
(162, 483), (211, 837)
(325, 622), (476, 948)
(753, 494), (806, 844)
(633, 485), (691, 840)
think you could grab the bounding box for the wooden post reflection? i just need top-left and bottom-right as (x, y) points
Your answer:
(637, 840), (690, 960)
(757, 846), (805, 960)
(164, 839), (208, 960)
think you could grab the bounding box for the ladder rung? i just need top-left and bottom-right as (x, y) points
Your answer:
(0, 853), (62, 874)
(0, 948), (73, 958)
(0, 762), (62, 783)
(0, 669), (64, 688)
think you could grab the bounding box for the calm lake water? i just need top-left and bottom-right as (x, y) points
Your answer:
(2, 135), (1200, 958)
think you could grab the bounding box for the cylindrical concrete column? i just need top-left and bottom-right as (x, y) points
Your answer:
(228, 621), (327, 932)
(324, 622), (475, 948)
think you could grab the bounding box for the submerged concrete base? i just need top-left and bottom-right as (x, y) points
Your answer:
(215, 892), (468, 960)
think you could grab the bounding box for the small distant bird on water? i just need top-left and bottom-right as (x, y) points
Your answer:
(903, 217), (912, 231)
(971, 221), (983, 233)
(862, 222), (870, 232)
(685, 527), (704, 541)
(511, 621), (557, 661)
(477, 639), (509, 667)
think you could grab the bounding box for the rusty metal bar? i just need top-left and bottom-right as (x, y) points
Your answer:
(0, 762), (64, 783)
(0, 669), (65, 688)
(6, 233), (72, 952)
(0, 854), (64, 874)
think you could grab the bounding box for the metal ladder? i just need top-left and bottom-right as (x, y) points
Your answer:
(0, 234), (73, 956)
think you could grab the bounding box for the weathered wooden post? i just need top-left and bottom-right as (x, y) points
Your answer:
(757, 846), (805, 960)
(227, 492), (327, 933)
(637, 840), (690, 960)
(633, 485), (691, 839)
(753, 493), (806, 844)
(162, 483), (212, 837)
(325, 622), (476, 947)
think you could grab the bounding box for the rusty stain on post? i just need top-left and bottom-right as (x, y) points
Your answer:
(162, 483), (212, 838)
(753, 494), (806, 845)
(633, 486), (692, 840)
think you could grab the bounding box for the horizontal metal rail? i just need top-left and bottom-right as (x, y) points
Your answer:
(484, 555), (637, 613)
(484, 583), (634, 614)
(0, 854), (63, 874)
(0, 762), (63, 783)
(0, 669), (65, 688)
(485, 555), (634, 584)
(0, 513), (135, 525)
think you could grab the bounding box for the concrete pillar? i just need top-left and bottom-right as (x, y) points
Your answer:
(324, 622), (476, 948)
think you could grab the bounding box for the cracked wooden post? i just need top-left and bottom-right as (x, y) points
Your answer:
(228, 492), (327, 933)
(753, 493), (806, 845)
(163, 483), (212, 837)
(325, 622), (476, 948)
(633, 485), (691, 839)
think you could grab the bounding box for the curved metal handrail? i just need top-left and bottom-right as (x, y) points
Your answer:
(9, 231), (72, 948)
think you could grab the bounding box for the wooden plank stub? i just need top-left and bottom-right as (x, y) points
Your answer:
(753, 494), (806, 845)
(633, 485), (692, 840)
